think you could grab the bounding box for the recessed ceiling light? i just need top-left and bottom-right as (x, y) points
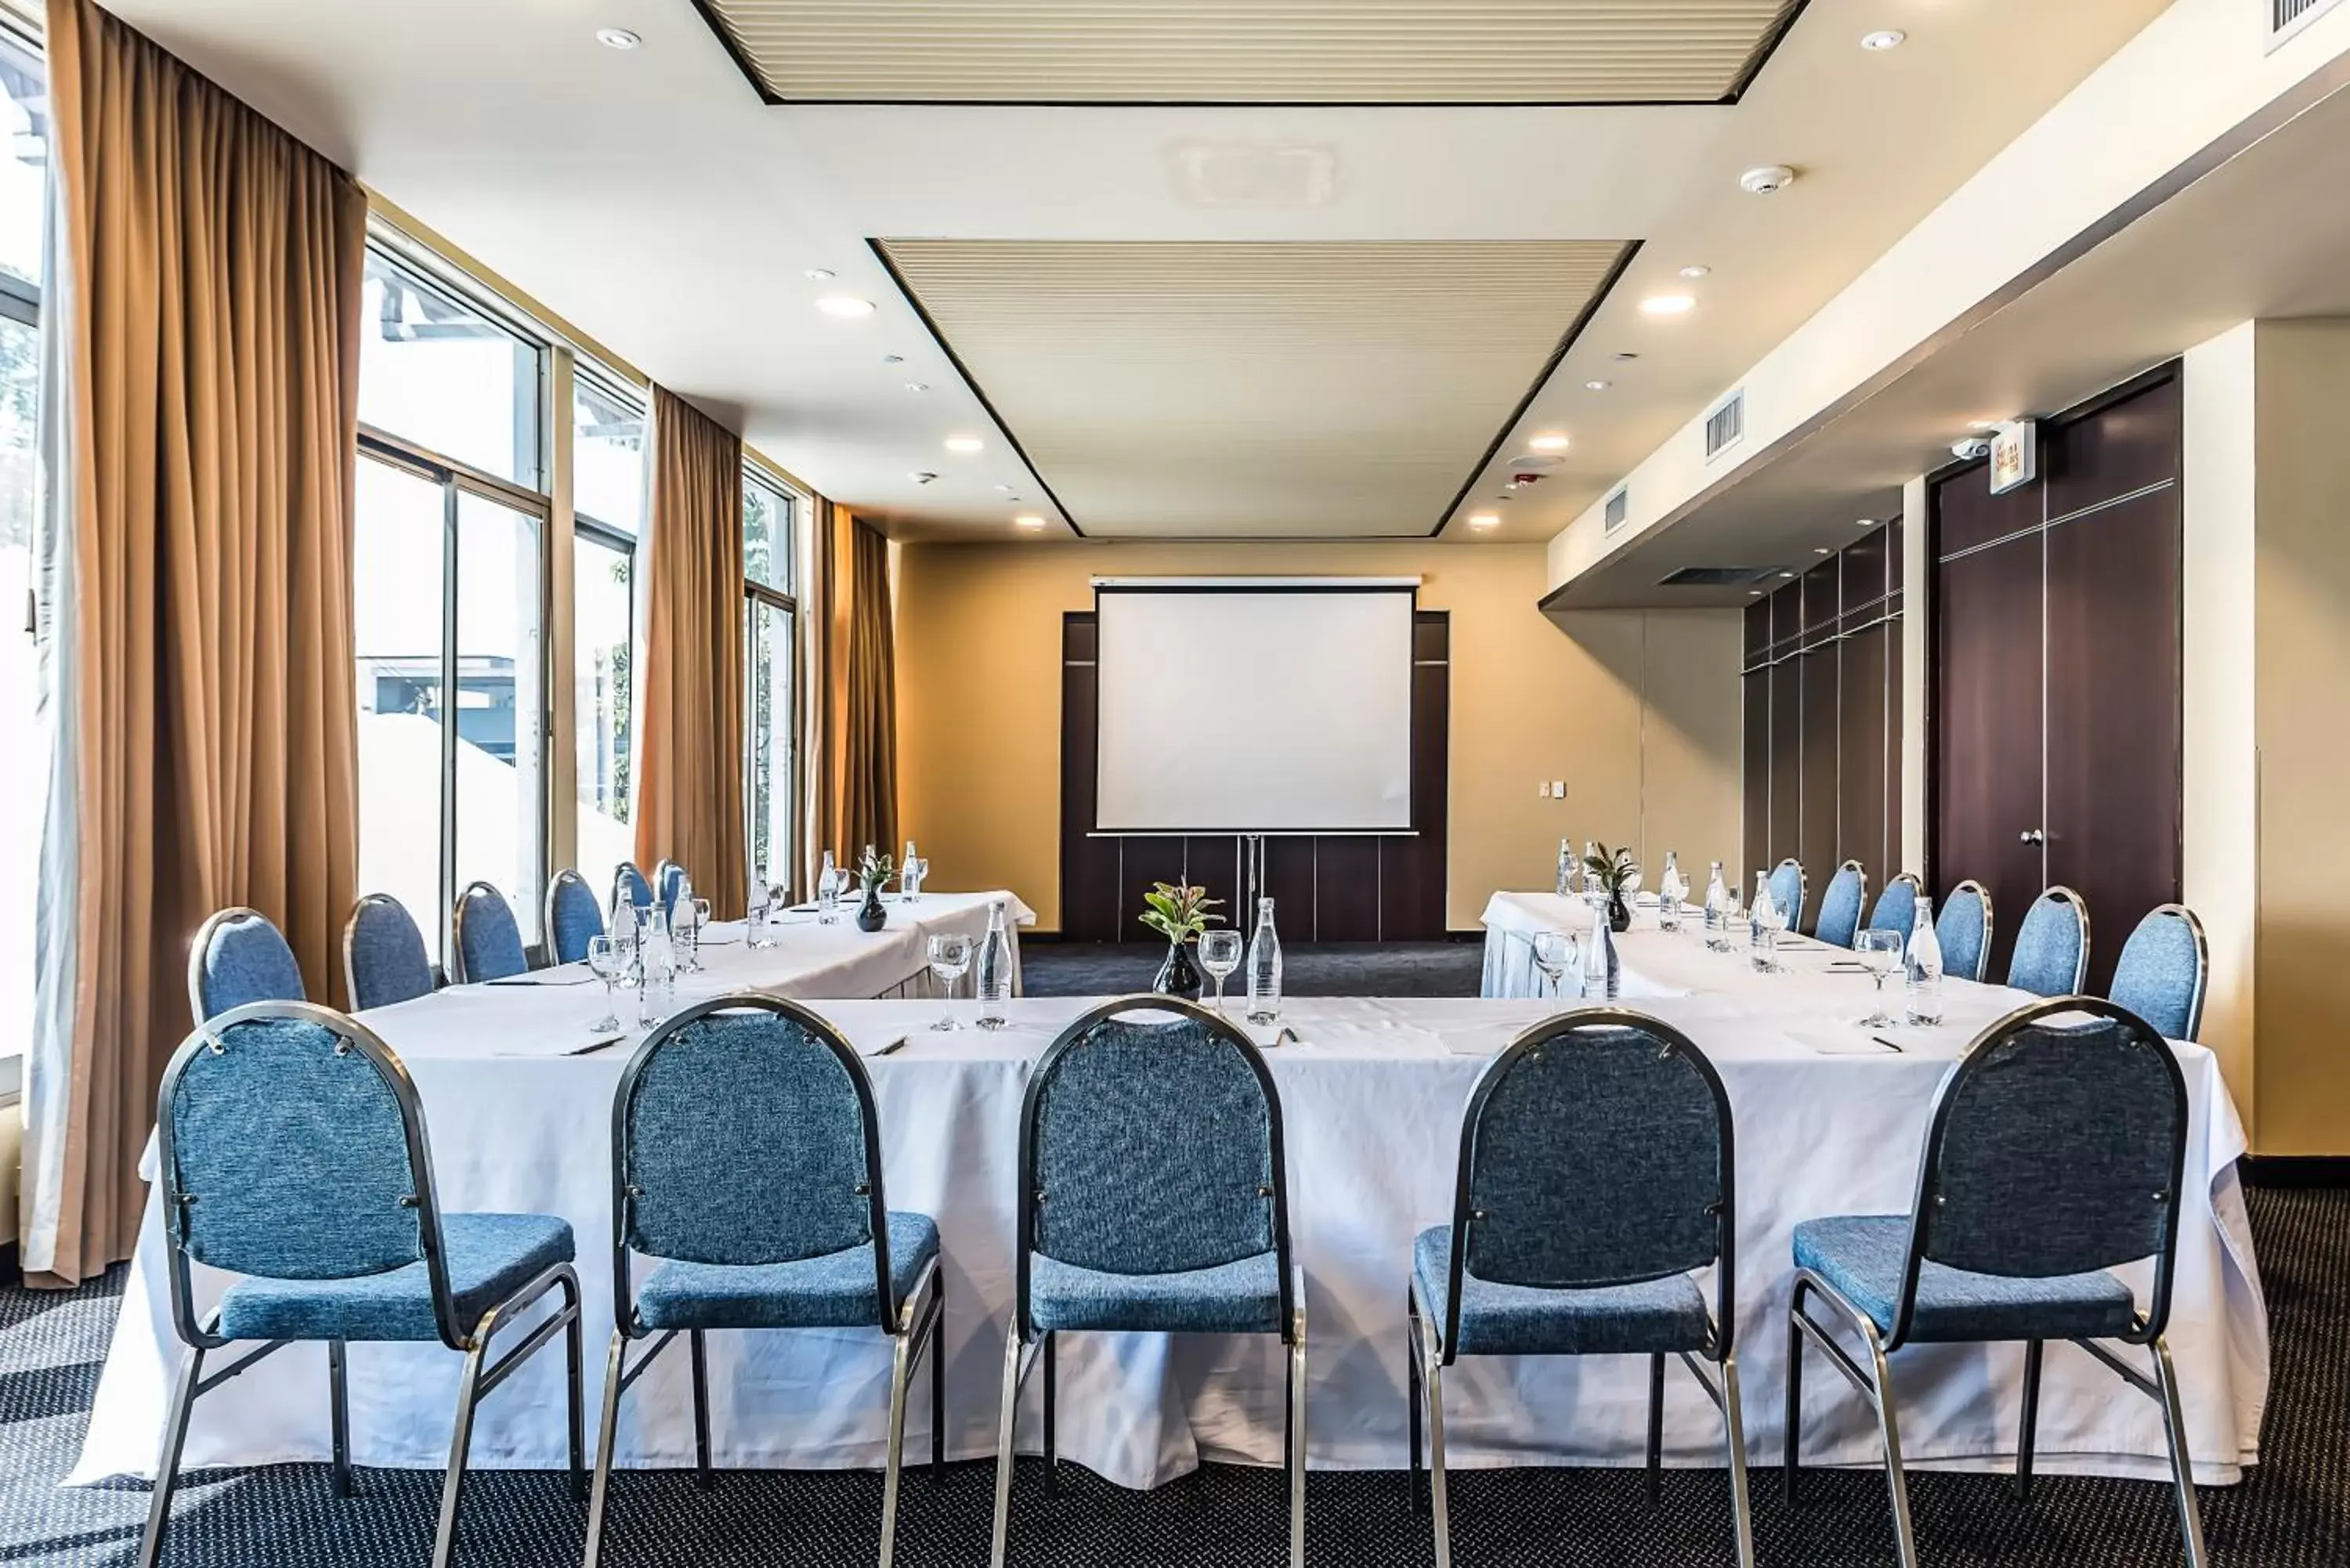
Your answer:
(1640, 294), (1697, 316)
(1777, 570), (1796, 579)
(1679, 265), (1712, 279)
(804, 268), (836, 282)
(1856, 516), (1876, 527)
(1468, 514), (1500, 529)
(1529, 433), (1570, 453)
(1585, 379), (1611, 392)
(1748, 589), (1764, 596)
(1861, 29), (1907, 51)
(909, 471), (938, 484)
(881, 354), (905, 365)
(1814, 547), (1832, 555)
(944, 435), (984, 454)
(1014, 515), (1047, 530)
(904, 382), (930, 393)
(595, 27), (641, 50)
(1613, 351), (1640, 362)
(815, 295), (876, 318)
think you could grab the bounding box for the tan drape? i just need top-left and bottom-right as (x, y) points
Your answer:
(814, 507), (898, 867)
(634, 386), (747, 916)
(34, 0), (364, 1283)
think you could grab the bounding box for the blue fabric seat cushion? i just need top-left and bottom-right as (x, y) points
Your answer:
(1029, 1248), (1282, 1335)
(215, 1212), (574, 1342)
(636, 1212), (938, 1331)
(1793, 1215), (2139, 1343)
(1413, 1226), (1711, 1357)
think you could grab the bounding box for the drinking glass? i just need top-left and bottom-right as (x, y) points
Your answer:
(928, 933), (973, 1031)
(1530, 930), (1576, 999)
(585, 935), (627, 1033)
(689, 898), (712, 970)
(1856, 929), (1905, 1027)
(902, 856), (928, 904)
(1198, 929), (1244, 1015)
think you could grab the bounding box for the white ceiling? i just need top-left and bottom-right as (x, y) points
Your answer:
(110, 0), (2171, 543)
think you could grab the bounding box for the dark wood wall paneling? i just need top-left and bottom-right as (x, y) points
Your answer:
(1059, 609), (1451, 942)
(1929, 369), (2183, 992)
(1740, 522), (1905, 933)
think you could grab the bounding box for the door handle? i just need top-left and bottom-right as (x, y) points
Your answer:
(2018, 829), (2045, 846)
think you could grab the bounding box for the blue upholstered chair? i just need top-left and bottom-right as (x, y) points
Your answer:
(1866, 873), (1921, 942)
(2110, 905), (2210, 1042)
(613, 862), (654, 916)
(545, 870), (606, 966)
(1936, 880), (1994, 983)
(451, 881), (529, 985)
(990, 998), (1303, 1568)
(2007, 887), (2091, 998)
(1767, 858), (1807, 935)
(1814, 861), (1868, 948)
(143, 1000), (583, 1568)
(589, 995), (943, 1568)
(188, 907), (306, 1024)
(653, 858), (687, 916)
(1409, 1008), (1752, 1568)
(342, 894), (436, 1012)
(1784, 996), (2204, 1568)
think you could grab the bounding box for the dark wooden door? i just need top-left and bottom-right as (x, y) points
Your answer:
(1798, 644), (1840, 930)
(1836, 620), (1892, 890)
(1768, 659), (1802, 878)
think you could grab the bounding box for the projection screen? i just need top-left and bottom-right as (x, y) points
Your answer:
(1094, 581), (1415, 833)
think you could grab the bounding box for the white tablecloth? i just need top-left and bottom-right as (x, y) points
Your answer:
(74, 973), (2265, 1492)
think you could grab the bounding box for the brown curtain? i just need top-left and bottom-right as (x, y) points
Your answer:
(815, 507), (898, 866)
(31, 0), (365, 1284)
(634, 386), (747, 916)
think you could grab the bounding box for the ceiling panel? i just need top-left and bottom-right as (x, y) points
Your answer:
(879, 239), (1630, 537)
(700, 1), (1805, 105)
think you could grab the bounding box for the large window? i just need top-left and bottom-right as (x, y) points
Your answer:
(743, 470), (798, 893)
(0, 20), (40, 1085)
(572, 368), (642, 909)
(360, 251), (541, 490)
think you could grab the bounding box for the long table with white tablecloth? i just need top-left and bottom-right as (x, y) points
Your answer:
(74, 925), (2266, 1494)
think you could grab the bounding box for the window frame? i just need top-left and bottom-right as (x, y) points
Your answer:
(0, 9), (42, 1098)
(742, 463), (804, 898)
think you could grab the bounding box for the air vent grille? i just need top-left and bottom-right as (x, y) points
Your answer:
(1603, 488), (1630, 533)
(1659, 565), (1773, 588)
(1705, 391), (1745, 459)
(2272, 0), (2345, 43)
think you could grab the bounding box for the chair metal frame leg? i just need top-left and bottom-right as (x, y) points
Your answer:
(431, 1337), (490, 1568)
(1408, 1282), (1453, 1568)
(2077, 1335), (2209, 1568)
(879, 1327), (914, 1568)
(1669, 1348), (1758, 1568)
(584, 1328), (636, 1568)
(1647, 1352), (1666, 1505)
(136, 1345), (206, 1568)
(1783, 1277), (1809, 1506)
(689, 1328), (714, 1492)
(2016, 1339), (2044, 1501)
(1405, 1291), (1424, 1512)
(328, 1340), (353, 1499)
(1040, 1330), (1059, 1499)
(988, 1330), (1036, 1568)
(1287, 1297), (1309, 1568)
(931, 1278), (948, 1478)
(1788, 1271), (1920, 1568)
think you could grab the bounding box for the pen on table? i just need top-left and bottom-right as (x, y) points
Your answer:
(1871, 1035), (1906, 1053)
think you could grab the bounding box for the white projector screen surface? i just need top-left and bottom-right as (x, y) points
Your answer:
(1095, 588), (1414, 833)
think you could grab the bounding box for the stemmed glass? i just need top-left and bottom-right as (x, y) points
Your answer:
(927, 933), (973, 1031)
(585, 935), (627, 1033)
(1198, 929), (1243, 1016)
(1856, 929), (1905, 1028)
(1531, 930), (1577, 999)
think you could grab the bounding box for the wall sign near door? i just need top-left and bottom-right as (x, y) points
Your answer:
(1989, 418), (2038, 495)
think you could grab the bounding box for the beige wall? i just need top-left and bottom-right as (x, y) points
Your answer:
(895, 540), (1741, 933)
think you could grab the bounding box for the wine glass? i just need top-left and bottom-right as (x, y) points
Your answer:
(1530, 930), (1576, 999)
(927, 933), (973, 1031)
(585, 935), (627, 1033)
(1856, 929), (1905, 1028)
(1198, 929), (1244, 1016)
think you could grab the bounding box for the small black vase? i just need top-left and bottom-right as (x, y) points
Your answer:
(855, 884), (888, 932)
(1154, 941), (1202, 999)
(1607, 892), (1633, 933)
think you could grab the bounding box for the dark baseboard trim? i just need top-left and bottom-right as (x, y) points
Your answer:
(1446, 929), (1486, 944)
(2240, 1154), (2350, 1189)
(0, 1240), (18, 1288)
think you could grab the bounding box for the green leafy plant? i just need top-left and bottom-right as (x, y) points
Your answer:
(1582, 843), (1641, 899)
(1138, 882), (1224, 945)
(857, 847), (896, 894)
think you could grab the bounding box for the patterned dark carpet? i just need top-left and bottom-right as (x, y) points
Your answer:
(1021, 941), (1485, 999)
(2, 1185), (2344, 1567)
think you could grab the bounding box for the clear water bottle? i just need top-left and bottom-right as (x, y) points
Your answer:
(816, 851), (841, 923)
(1555, 837), (1574, 898)
(974, 899), (1014, 1029)
(1581, 914), (1621, 999)
(1905, 894), (1946, 1026)
(611, 894), (640, 956)
(1657, 851), (1684, 932)
(638, 905), (676, 1025)
(1246, 898), (1284, 1026)
(747, 878), (772, 949)
(1703, 862), (1728, 949)
(1750, 870), (1781, 972)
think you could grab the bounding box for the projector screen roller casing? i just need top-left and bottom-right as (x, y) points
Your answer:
(1094, 587), (1415, 833)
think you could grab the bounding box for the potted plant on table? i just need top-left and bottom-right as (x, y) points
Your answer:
(855, 846), (895, 933)
(1583, 844), (1642, 934)
(1139, 882), (1223, 1000)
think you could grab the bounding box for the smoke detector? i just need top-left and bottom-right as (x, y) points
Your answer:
(1739, 164), (1798, 196)
(909, 471), (939, 484)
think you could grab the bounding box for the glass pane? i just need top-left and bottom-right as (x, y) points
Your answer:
(454, 491), (546, 941)
(354, 458), (449, 961)
(743, 473), (794, 594)
(749, 598), (794, 891)
(574, 533), (632, 909)
(0, 313), (41, 1060)
(573, 374), (644, 534)
(0, 32), (45, 291)
(360, 252), (541, 488)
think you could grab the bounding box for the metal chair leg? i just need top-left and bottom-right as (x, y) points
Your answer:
(988, 1331), (1025, 1568)
(1783, 1280), (1807, 1506)
(880, 1328), (914, 1568)
(562, 1275), (588, 1504)
(930, 1280), (948, 1477)
(1041, 1330), (1058, 1499)
(1418, 1313), (1453, 1568)
(689, 1328), (714, 1492)
(428, 1339), (491, 1568)
(1647, 1352), (1666, 1505)
(1861, 1326), (1921, 1568)
(1719, 1353), (1758, 1568)
(1406, 1293), (1424, 1512)
(2016, 1339), (2044, 1502)
(136, 1345), (205, 1568)
(584, 1330), (628, 1568)
(328, 1340), (353, 1499)
(1288, 1306), (1308, 1568)
(2150, 1337), (2211, 1568)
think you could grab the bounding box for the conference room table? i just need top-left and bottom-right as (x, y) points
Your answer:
(72, 907), (2265, 1499)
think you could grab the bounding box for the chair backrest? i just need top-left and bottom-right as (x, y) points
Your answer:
(1768, 858), (1806, 934)
(2109, 904), (2209, 1042)
(1867, 874), (1921, 941)
(342, 894), (435, 1012)
(1814, 862), (1867, 948)
(2007, 886), (2091, 997)
(1936, 880), (1994, 983)
(156, 1000), (463, 1349)
(544, 870), (606, 966)
(188, 907), (307, 1024)
(451, 881), (529, 985)
(1017, 997), (1292, 1339)
(654, 858), (686, 915)
(1889, 996), (2187, 1349)
(613, 862), (653, 914)
(611, 996), (894, 1328)
(1445, 1006), (1734, 1357)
